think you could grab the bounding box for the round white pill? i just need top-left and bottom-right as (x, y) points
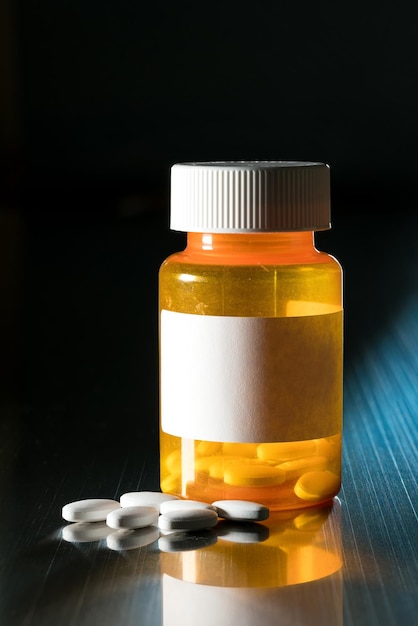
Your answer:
(62, 499), (120, 523)
(211, 500), (269, 522)
(158, 508), (219, 532)
(159, 499), (217, 515)
(107, 526), (160, 551)
(119, 491), (179, 511)
(61, 522), (112, 543)
(106, 505), (159, 530)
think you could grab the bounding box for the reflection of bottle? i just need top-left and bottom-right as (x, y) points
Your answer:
(161, 498), (342, 626)
(159, 161), (343, 510)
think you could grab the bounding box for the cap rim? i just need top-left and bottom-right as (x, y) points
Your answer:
(170, 161), (331, 233)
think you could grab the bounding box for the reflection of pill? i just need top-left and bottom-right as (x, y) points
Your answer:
(120, 491), (179, 510)
(107, 526), (160, 551)
(257, 441), (317, 463)
(106, 505), (159, 530)
(158, 530), (218, 552)
(277, 456), (328, 479)
(216, 520), (269, 543)
(224, 463), (286, 486)
(212, 500), (269, 522)
(62, 521), (112, 543)
(62, 499), (120, 522)
(158, 508), (218, 532)
(293, 507), (330, 531)
(294, 471), (340, 501)
(160, 499), (216, 514)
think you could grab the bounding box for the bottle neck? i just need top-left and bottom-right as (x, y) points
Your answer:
(185, 231), (318, 264)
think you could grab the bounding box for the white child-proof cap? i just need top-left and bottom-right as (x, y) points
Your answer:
(170, 161), (331, 233)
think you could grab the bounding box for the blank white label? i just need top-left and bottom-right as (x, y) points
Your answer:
(160, 310), (342, 442)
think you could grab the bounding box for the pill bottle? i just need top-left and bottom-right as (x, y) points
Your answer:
(159, 161), (343, 510)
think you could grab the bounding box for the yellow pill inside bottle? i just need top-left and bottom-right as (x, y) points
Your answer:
(224, 463), (286, 487)
(257, 440), (317, 463)
(208, 457), (231, 480)
(194, 456), (215, 473)
(277, 455), (328, 480)
(161, 474), (181, 493)
(196, 441), (222, 457)
(206, 457), (269, 481)
(223, 442), (258, 457)
(294, 470), (340, 502)
(165, 449), (181, 473)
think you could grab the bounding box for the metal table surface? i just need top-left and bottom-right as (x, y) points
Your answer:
(0, 205), (417, 625)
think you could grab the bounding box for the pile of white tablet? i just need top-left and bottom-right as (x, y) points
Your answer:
(61, 491), (270, 551)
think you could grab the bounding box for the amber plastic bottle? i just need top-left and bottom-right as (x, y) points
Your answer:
(159, 161), (343, 510)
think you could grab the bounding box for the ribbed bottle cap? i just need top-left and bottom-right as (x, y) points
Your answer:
(170, 161), (331, 232)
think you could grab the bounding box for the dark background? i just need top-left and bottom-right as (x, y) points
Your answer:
(1, 0), (417, 213)
(1, 0), (417, 461)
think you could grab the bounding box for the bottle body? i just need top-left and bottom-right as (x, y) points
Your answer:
(159, 232), (343, 510)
